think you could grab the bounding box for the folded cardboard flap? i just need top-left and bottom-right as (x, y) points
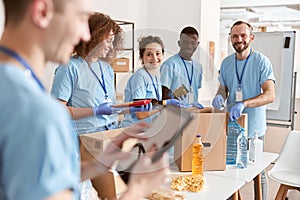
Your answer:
(174, 107), (247, 172)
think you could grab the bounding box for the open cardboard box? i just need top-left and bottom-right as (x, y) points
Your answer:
(80, 128), (129, 200)
(174, 107), (247, 171)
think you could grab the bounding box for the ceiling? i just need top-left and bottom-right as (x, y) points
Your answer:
(220, 0), (300, 33)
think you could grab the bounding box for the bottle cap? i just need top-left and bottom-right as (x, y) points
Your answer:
(196, 134), (201, 138)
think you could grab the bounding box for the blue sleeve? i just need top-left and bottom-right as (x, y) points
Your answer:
(51, 61), (77, 102)
(259, 56), (275, 86)
(160, 60), (173, 89)
(127, 73), (147, 100)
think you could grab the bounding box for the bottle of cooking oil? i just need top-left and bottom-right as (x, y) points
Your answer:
(192, 134), (204, 175)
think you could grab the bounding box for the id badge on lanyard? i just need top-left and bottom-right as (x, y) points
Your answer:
(236, 86), (243, 102)
(188, 87), (194, 103)
(188, 93), (194, 104)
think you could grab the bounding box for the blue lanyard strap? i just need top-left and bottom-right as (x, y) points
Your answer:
(144, 67), (160, 100)
(89, 61), (108, 98)
(180, 56), (193, 89)
(235, 49), (252, 86)
(0, 45), (45, 91)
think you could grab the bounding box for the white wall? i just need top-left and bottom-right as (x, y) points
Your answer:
(146, 0), (221, 104)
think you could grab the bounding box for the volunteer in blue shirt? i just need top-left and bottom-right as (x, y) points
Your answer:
(51, 13), (150, 134)
(212, 21), (275, 200)
(121, 36), (163, 127)
(121, 35), (186, 127)
(160, 26), (203, 108)
(0, 0), (89, 199)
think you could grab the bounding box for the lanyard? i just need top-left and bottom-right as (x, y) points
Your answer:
(89, 61), (108, 99)
(235, 49), (252, 87)
(180, 56), (193, 90)
(0, 45), (45, 91)
(144, 67), (160, 100)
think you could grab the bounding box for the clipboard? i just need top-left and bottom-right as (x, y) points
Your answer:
(117, 105), (193, 181)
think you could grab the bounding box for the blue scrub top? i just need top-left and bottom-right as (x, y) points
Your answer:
(51, 57), (118, 134)
(219, 51), (275, 137)
(121, 67), (161, 127)
(160, 54), (202, 103)
(0, 64), (79, 200)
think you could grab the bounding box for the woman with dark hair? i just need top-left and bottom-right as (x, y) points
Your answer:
(121, 35), (182, 127)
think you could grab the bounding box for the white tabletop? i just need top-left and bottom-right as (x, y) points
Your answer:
(169, 173), (245, 200)
(206, 152), (278, 182)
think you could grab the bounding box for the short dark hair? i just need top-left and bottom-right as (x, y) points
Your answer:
(3, 0), (32, 25)
(138, 35), (165, 59)
(180, 26), (199, 37)
(230, 21), (253, 34)
(3, 0), (65, 25)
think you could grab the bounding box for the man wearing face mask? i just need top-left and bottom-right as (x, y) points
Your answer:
(160, 26), (203, 108)
(212, 21), (275, 200)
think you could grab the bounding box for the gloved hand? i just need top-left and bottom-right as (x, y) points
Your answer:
(165, 99), (191, 108)
(192, 102), (204, 109)
(129, 102), (153, 113)
(92, 102), (125, 115)
(212, 94), (225, 109)
(230, 102), (245, 121)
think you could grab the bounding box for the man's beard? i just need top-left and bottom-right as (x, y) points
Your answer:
(232, 42), (250, 53)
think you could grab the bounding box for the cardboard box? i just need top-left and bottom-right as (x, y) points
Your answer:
(80, 128), (128, 200)
(111, 57), (129, 72)
(174, 107), (247, 172)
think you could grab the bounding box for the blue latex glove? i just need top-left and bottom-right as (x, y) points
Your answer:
(129, 102), (153, 113)
(92, 102), (125, 115)
(230, 102), (245, 121)
(212, 94), (225, 109)
(192, 102), (204, 109)
(165, 99), (191, 108)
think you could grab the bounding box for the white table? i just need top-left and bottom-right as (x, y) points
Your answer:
(206, 152), (278, 200)
(170, 172), (245, 200)
(206, 152), (278, 182)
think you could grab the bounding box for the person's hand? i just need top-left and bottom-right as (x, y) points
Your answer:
(165, 99), (191, 108)
(192, 102), (204, 109)
(92, 102), (125, 115)
(230, 102), (245, 121)
(95, 122), (150, 171)
(212, 94), (224, 109)
(129, 102), (152, 113)
(125, 153), (170, 199)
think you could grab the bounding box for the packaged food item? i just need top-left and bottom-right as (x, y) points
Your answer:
(171, 174), (205, 192)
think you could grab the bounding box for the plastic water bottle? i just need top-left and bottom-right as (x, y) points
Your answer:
(236, 128), (248, 169)
(226, 121), (241, 165)
(249, 131), (264, 163)
(192, 134), (204, 175)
